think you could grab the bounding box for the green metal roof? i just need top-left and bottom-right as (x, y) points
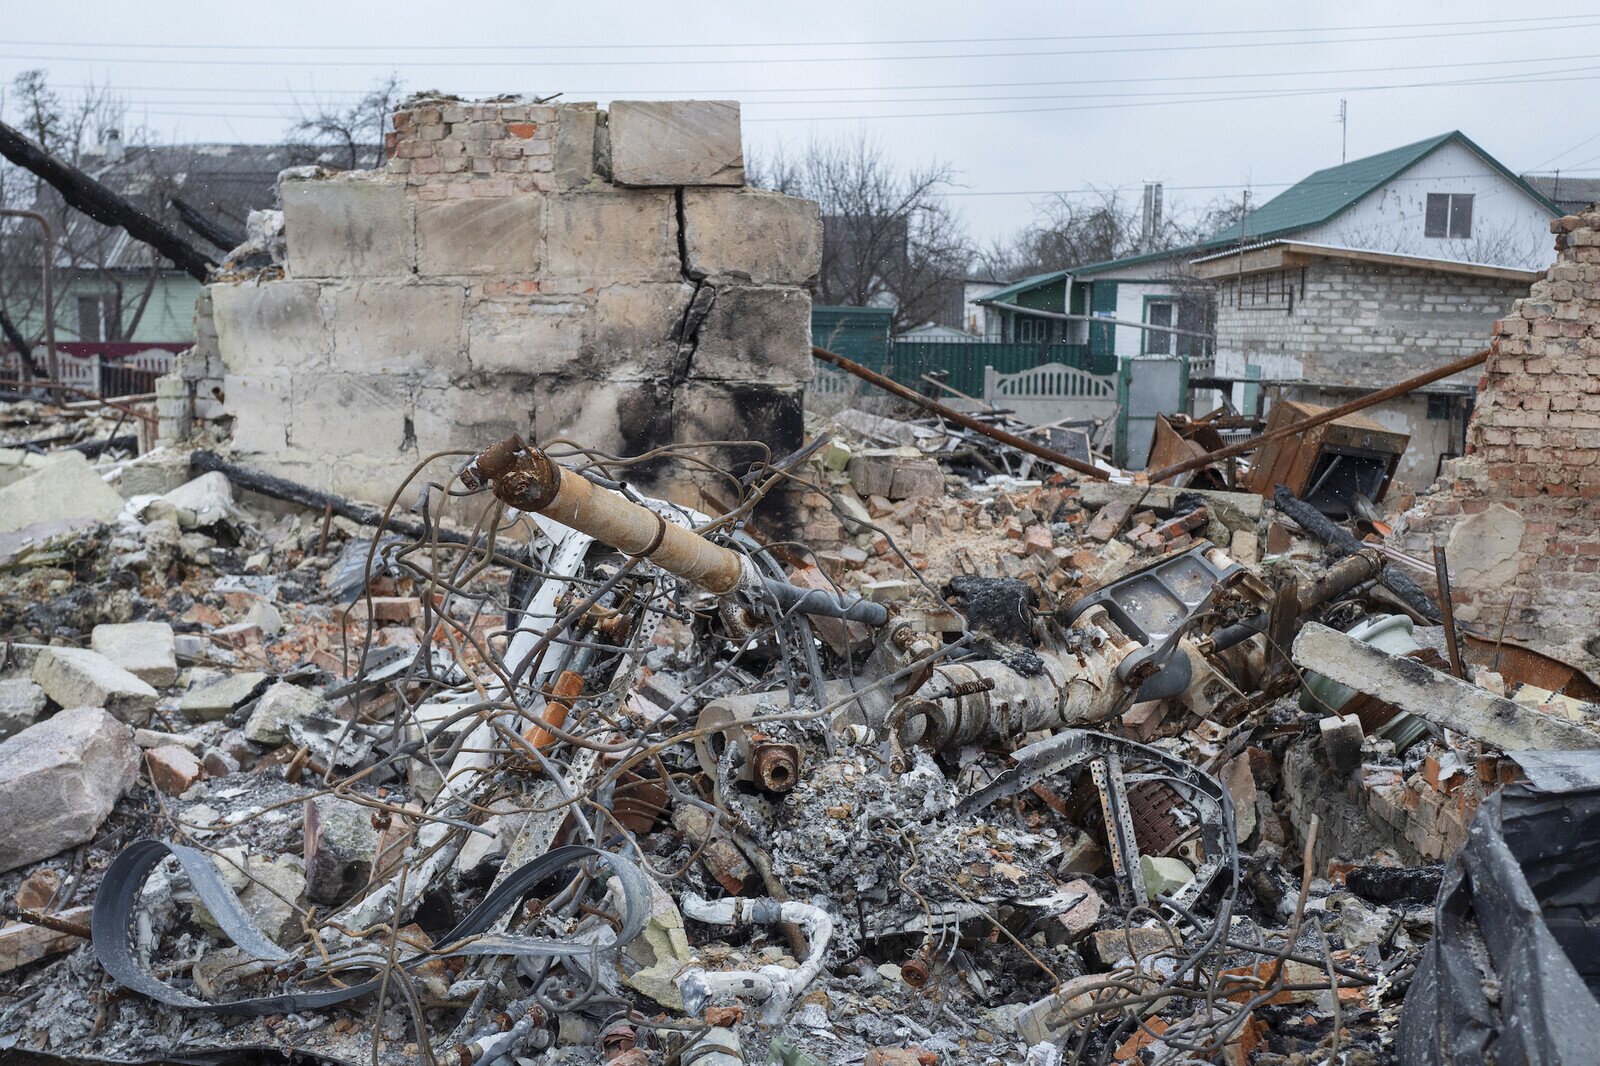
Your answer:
(981, 269), (1071, 305)
(1206, 130), (1560, 244)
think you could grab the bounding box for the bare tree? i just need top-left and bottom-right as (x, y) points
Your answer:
(749, 133), (972, 332)
(0, 69), (176, 354)
(289, 74), (405, 171)
(977, 188), (1139, 281)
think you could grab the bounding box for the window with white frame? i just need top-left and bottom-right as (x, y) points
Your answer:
(1143, 297), (1208, 358)
(1425, 193), (1473, 239)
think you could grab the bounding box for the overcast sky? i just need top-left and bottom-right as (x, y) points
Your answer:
(3, 2), (1597, 244)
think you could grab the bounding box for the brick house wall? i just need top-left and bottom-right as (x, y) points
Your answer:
(1212, 257), (1525, 484)
(1400, 209), (1600, 674)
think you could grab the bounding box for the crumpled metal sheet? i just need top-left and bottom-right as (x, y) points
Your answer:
(1397, 751), (1600, 1064)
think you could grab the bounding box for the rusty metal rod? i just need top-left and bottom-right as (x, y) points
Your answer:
(0, 905), (90, 940)
(1146, 347), (1491, 483)
(811, 346), (1110, 480)
(1433, 545), (1466, 679)
(463, 435), (747, 594)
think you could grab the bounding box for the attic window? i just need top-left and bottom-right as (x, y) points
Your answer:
(1425, 193), (1473, 239)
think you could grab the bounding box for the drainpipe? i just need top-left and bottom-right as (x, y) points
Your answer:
(0, 209), (57, 386)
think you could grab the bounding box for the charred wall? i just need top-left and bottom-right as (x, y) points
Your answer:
(162, 99), (821, 504)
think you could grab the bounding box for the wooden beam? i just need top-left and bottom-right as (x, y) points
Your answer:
(1292, 622), (1600, 751)
(0, 120), (214, 281)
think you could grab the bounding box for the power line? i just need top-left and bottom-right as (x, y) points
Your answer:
(42, 48), (1598, 100)
(45, 52), (1600, 109)
(4, 13), (1593, 52)
(740, 68), (1600, 123)
(5, 19), (1598, 68)
(80, 68), (1600, 128)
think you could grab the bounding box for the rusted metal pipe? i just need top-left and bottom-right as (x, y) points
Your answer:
(462, 434), (746, 595)
(1146, 347), (1490, 483)
(812, 346), (1110, 481)
(1433, 545), (1466, 679)
(0, 209), (57, 385)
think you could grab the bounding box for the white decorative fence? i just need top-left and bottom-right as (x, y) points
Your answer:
(983, 361), (1119, 428)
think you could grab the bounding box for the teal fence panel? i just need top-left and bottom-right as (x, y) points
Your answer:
(888, 342), (1106, 397)
(812, 306), (893, 371)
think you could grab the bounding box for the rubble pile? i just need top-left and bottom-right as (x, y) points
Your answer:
(0, 388), (1596, 1066)
(8, 215), (1600, 1066)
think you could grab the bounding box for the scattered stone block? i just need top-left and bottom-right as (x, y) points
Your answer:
(161, 472), (237, 529)
(848, 452), (944, 501)
(1319, 713), (1365, 774)
(1229, 529), (1261, 565)
(31, 646), (158, 724)
(1140, 854), (1194, 899)
(202, 748), (240, 778)
(609, 100), (743, 187)
(0, 452), (123, 535)
(91, 621), (179, 687)
(304, 795), (380, 905)
(1047, 879), (1104, 944)
(145, 745), (203, 795)
(14, 867), (61, 911)
(863, 579), (913, 603)
(1090, 925), (1179, 966)
(244, 681), (327, 746)
(0, 707), (137, 873)
(179, 671), (268, 722)
(364, 596), (423, 623)
(0, 678), (47, 739)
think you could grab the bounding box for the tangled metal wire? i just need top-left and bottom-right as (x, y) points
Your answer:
(119, 433), (1391, 1066)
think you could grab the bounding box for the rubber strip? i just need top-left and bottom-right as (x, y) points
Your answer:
(92, 839), (648, 1015)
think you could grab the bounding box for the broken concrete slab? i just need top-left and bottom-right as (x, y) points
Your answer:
(243, 681), (327, 746)
(303, 795), (380, 905)
(0, 678), (47, 739)
(608, 100), (743, 187)
(179, 671), (269, 722)
(0, 707), (137, 873)
(160, 472), (240, 530)
(1293, 623), (1600, 750)
(0, 451), (124, 535)
(90, 621), (179, 687)
(31, 646), (158, 724)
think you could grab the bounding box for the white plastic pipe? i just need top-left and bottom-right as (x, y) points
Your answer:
(675, 893), (835, 1024)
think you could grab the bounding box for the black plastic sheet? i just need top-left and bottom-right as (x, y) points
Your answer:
(1398, 752), (1600, 1064)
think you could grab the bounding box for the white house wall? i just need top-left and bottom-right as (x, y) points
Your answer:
(1290, 140), (1554, 271)
(1085, 257), (1198, 359)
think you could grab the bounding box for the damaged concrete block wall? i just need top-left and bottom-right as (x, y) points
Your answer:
(161, 98), (821, 502)
(1401, 207), (1600, 674)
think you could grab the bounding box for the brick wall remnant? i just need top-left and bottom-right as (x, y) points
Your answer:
(1402, 207), (1600, 674)
(179, 98), (820, 504)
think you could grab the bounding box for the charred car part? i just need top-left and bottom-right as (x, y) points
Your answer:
(957, 729), (1238, 913)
